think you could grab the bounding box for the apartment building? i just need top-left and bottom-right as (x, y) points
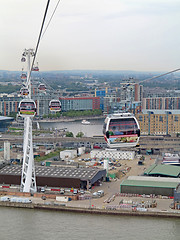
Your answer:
(136, 110), (180, 136)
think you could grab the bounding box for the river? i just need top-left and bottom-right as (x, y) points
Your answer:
(40, 119), (105, 137)
(0, 207), (180, 240)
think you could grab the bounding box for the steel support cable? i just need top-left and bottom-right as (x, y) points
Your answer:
(27, 0), (51, 86)
(41, 0), (61, 39)
(36, 0), (61, 92)
(41, 77), (55, 91)
(139, 68), (180, 84)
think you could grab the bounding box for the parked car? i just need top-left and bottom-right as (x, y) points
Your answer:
(97, 190), (104, 197)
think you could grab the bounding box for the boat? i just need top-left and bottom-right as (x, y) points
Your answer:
(81, 120), (90, 125)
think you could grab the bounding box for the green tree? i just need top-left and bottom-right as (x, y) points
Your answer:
(76, 131), (84, 138)
(8, 112), (16, 118)
(56, 112), (61, 118)
(66, 131), (74, 137)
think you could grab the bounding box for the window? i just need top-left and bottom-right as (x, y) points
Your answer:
(175, 116), (178, 122)
(159, 116), (163, 122)
(139, 116), (143, 121)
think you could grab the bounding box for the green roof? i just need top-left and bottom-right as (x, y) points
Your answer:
(144, 164), (180, 178)
(144, 164), (157, 175)
(121, 179), (179, 189)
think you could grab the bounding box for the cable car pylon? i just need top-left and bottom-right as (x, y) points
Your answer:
(19, 49), (37, 193)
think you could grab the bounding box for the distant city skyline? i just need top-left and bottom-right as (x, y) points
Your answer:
(0, 0), (180, 72)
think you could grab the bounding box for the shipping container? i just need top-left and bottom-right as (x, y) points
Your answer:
(60, 150), (77, 160)
(56, 196), (69, 202)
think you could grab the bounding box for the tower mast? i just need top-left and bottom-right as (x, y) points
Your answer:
(20, 49), (37, 193)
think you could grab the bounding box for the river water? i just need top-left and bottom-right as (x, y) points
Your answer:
(40, 119), (104, 137)
(0, 207), (180, 240)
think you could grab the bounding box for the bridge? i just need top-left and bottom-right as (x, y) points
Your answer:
(0, 134), (180, 153)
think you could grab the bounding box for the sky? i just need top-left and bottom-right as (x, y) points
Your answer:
(0, 0), (180, 72)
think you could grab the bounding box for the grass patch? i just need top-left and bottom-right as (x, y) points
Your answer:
(35, 149), (64, 162)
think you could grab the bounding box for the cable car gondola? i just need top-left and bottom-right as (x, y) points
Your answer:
(103, 113), (140, 148)
(21, 57), (26, 62)
(32, 62), (39, 71)
(49, 100), (61, 112)
(21, 73), (27, 80)
(18, 99), (36, 117)
(32, 66), (39, 71)
(20, 87), (29, 96)
(38, 83), (46, 92)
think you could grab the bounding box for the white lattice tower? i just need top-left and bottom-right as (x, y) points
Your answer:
(20, 49), (37, 193)
(21, 117), (36, 192)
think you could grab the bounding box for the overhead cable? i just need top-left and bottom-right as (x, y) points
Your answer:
(28, 0), (51, 85)
(139, 68), (180, 84)
(41, 0), (61, 39)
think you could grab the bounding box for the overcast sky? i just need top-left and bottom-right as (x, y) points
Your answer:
(0, 0), (180, 72)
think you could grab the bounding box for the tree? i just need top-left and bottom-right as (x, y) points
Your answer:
(76, 131), (84, 138)
(8, 112), (16, 118)
(66, 131), (74, 137)
(56, 112), (61, 118)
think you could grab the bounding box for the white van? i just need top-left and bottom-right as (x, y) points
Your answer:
(97, 190), (104, 197)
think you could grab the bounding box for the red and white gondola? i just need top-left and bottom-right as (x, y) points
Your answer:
(103, 112), (140, 148)
(21, 73), (27, 80)
(49, 100), (61, 112)
(18, 99), (36, 117)
(20, 87), (29, 96)
(38, 83), (46, 92)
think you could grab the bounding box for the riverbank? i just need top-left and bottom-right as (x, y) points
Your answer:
(0, 201), (179, 218)
(34, 115), (105, 123)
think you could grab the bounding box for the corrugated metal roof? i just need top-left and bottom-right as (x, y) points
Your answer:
(144, 164), (180, 177)
(121, 179), (179, 189)
(144, 164), (157, 174)
(128, 176), (180, 183)
(0, 165), (103, 181)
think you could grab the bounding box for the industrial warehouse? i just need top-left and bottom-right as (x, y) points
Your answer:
(0, 165), (106, 190)
(120, 176), (180, 196)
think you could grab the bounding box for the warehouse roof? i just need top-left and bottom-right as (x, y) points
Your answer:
(144, 164), (180, 178)
(128, 176), (180, 183)
(0, 165), (105, 181)
(120, 179), (179, 189)
(142, 109), (180, 115)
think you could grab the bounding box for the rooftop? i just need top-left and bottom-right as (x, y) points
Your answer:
(144, 164), (180, 178)
(0, 165), (103, 181)
(142, 109), (180, 115)
(121, 179), (179, 189)
(128, 176), (180, 183)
